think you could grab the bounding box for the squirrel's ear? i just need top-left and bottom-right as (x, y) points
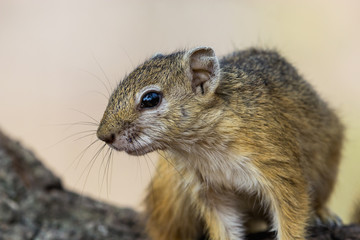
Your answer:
(184, 47), (220, 95)
(151, 52), (163, 58)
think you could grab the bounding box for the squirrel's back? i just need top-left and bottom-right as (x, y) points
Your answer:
(218, 49), (343, 210)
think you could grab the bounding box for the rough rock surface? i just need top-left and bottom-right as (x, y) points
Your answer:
(0, 129), (359, 240)
(0, 130), (147, 240)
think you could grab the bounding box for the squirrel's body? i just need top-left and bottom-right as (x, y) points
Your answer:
(97, 47), (343, 240)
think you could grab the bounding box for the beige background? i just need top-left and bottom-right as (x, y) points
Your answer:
(1, 1), (359, 222)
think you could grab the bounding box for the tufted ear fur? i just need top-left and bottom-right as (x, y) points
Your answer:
(151, 52), (163, 59)
(184, 47), (220, 95)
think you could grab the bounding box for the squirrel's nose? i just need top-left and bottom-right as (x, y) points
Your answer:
(97, 128), (115, 144)
(104, 133), (115, 144)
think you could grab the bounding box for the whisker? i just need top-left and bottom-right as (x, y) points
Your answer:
(133, 135), (155, 172)
(78, 68), (111, 97)
(157, 150), (185, 181)
(92, 54), (114, 96)
(74, 139), (101, 170)
(133, 138), (144, 184)
(140, 140), (156, 178)
(143, 153), (154, 185)
(106, 149), (113, 198)
(99, 146), (111, 176)
(134, 132), (180, 177)
(47, 129), (97, 149)
(132, 138), (146, 185)
(132, 135), (164, 208)
(107, 148), (114, 197)
(68, 108), (100, 125)
(79, 143), (107, 194)
(62, 138), (100, 175)
(142, 153), (155, 207)
(99, 146), (112, 197)
(72, 132), (97, 142)
(46, 121), (99, 127)
(120, 46), (135, 68)
(86, 90), (110, 101)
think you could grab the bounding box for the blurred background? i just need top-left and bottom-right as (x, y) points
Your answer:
(0, 0), (359, 222)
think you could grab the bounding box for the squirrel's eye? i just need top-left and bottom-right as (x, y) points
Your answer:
(140, 91), (162, 109)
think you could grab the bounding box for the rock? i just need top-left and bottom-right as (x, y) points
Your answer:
(0, 130), (148, 240)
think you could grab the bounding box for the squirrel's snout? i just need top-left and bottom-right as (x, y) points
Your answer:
(97, 127), (115, 144)
(103, 133), (115, 144)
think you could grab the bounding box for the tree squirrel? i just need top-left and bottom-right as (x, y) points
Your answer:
(97, 47), (343, 240)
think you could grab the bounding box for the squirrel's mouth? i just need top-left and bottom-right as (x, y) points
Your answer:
(109, 143), (160, 156)
(125, 146), (154, 156)
(126, 144), (166, 156)
(105, 133), (165, 156)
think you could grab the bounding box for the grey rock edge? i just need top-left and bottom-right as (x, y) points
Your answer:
(0, 130), (147, 240)
(0, 129), (360, 240)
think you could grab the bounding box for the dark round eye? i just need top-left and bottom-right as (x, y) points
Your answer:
(140, 91), (162, 109)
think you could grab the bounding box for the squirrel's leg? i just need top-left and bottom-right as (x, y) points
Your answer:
(311, 154), (342, 227)
(197, 192), (245, 240)
(144, 158), (202, 240)
(256, 159), (310, 240)
(312, 207), (342, 226)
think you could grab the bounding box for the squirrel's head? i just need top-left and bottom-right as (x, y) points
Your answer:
(97, 47), (221, 155)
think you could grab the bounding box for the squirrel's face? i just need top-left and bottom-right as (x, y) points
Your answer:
(97, 47), (221, 156)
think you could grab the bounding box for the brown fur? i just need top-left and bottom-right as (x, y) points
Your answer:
(97, 47), (344, 240)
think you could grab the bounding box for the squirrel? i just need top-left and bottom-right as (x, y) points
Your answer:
(96, 47), (344, 240)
